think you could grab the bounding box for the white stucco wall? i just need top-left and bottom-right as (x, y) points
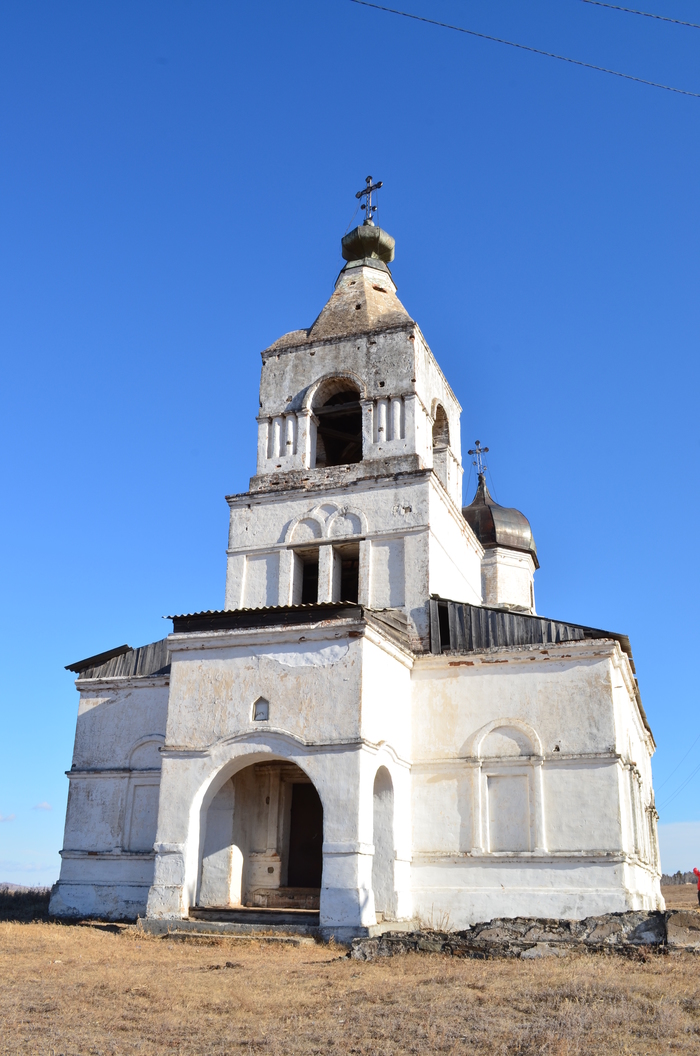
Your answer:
(481, 548), (536, 613)
(408, 640), (662, 922)
(49, 677), (169, 920)
(225, 473), (483, 648)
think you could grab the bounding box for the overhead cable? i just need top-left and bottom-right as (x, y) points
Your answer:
(349, 0), (700, 98)
(655, 730), (700, 792)
(580, 0), (700, 31)
(657, 757), (700, 811)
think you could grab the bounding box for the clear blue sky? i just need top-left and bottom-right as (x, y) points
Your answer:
(1, 0), (699, 884)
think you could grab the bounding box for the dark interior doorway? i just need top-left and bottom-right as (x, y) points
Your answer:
(287, 783), (323, 888)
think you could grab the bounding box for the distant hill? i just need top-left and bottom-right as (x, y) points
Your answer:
(0, 883), (51, 893)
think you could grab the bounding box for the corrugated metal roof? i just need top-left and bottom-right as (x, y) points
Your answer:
(165, 602), (356, 619)
(166, 603), (410, 649)
(168, 602), (366, 636)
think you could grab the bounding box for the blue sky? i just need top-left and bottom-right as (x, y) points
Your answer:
(1, 0), (699, 884)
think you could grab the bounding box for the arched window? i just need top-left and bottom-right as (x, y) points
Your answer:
(432, 405), (450, 450)
(314, 381), (362, 467)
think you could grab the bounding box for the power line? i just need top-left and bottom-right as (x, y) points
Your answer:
(655, 731), (700, 792)
(657, 757), (700, 810)
(349, 0), (700, 98)
(580, 0), (700, 31)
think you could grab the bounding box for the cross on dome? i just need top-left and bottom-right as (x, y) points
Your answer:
(468, 440), (489, 476)
(355, 175), (383, 226)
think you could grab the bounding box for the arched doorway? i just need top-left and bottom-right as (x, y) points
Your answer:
(372, 766), (395, 922)
(198, 761), (323, 910)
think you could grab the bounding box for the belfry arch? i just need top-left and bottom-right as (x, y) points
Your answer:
(312, 377), (363, 468)
(198, 760), (324, 910)
(432, 404), (450, 450)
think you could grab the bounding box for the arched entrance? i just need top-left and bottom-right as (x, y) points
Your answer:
(198, 761), (323, 910)
(372, 766), (395, 922)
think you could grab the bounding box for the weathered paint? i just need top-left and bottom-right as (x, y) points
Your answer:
(51, 238), (661, 931)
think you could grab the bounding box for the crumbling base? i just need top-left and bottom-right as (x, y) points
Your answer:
(349, 910), (700, 961)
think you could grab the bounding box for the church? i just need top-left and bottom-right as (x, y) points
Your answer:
(50, 180), (663, 937)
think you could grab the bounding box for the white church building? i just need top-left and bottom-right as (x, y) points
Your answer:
(51, 185), (663, 935)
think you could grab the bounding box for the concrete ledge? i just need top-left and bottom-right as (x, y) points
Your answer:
(136, 917), (320, 940)
(136, 915), (419, 944)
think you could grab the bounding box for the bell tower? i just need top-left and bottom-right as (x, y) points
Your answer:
(225, 181), (484, 647)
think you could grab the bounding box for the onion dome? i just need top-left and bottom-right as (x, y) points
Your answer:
(340, 175), (395, 269)
(462, 474), (539, 569)
(341, 223), (395, 265)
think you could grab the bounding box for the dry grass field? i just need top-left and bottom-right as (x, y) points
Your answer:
(1, 887), (699, 1055)
(662, 884), (699, 911)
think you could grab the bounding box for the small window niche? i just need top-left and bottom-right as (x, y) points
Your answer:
(253, 697), (270, 722)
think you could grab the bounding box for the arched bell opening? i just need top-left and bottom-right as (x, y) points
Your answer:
(431, 404), (450, 490)
(313, 380), (362, 467)
(432, 404), (450, 450)
(198, 761), (324, 911)
(372, 766), (396, 922)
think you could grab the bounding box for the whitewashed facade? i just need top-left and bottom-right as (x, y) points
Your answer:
(51, 218), (662, 934)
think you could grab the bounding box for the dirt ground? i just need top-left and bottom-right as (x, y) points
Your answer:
(2, 918), (700, 1056)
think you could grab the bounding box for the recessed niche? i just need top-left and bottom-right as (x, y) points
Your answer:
(253, 698), (269, 722)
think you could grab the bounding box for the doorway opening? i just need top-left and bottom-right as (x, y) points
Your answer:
(287, 783), (323, 888)
(198, 761), (324, 911)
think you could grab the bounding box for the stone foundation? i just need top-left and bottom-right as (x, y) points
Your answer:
(349, 910), (700, 960)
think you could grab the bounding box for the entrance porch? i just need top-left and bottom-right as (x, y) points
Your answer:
(198, 761), (323, 913)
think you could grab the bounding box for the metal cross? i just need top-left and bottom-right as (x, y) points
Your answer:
(355, 175), (383, 225)
(468, 440), (489, 476)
